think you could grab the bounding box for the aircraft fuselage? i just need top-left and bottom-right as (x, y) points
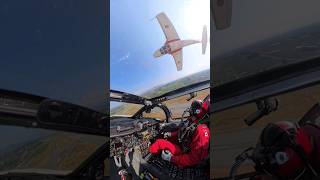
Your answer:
(153, 39), (200, 57)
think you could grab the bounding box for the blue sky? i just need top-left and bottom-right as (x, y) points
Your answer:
(0, 0), (107, 112)
(110, 0), (210, 95)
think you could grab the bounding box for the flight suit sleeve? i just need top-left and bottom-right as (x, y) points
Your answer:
(170, 125), (210, 168)
(166, 130), (179, 142)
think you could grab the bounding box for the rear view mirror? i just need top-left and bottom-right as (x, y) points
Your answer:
(244, 98), (278, 126)
(186, 92), (197, 101)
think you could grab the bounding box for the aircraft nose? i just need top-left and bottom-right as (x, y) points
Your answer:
(153, 50), (162, 58)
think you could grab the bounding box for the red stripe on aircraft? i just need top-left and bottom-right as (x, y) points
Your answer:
(166, 39), (180, 43)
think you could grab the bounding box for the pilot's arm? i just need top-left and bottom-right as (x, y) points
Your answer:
(165, 117), (196, 141)
(167, 130), (178, 141)
(170, 124), (210, 168)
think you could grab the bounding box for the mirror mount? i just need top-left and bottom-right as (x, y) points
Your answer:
(244, 98), (278, 126)
(186, 92), (197, 101)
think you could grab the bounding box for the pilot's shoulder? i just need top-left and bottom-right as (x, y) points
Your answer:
(195, 124), (210, 138)
(196, 124), (209, 132)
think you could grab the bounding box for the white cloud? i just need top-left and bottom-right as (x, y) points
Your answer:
(118, 52), (131, 62)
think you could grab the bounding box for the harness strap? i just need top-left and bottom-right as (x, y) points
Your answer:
(178, 113), (210, 152)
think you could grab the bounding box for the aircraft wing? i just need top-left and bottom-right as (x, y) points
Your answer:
(156, 12), (180, 41)
(172, 49), (183, 71)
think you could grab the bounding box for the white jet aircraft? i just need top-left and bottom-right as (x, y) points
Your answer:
(153, 12), (208, 71)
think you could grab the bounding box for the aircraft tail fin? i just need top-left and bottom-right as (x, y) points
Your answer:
(202, 25), (208, 54)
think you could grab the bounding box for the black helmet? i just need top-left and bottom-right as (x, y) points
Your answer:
(190, 99), (203, 117)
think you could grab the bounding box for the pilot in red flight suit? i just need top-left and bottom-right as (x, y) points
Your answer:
(252, 121), (320, 180)
(149, 98), (210, 168)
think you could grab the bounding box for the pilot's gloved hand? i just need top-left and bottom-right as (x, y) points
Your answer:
(161, 150), (172, 162)
(163, 132), (171, 138)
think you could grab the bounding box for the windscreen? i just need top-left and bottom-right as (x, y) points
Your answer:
(0, 125), (106, 175)
(110, 102), (143, 117)
(164, 89), (209, 119)
(212, 0), (320, 87)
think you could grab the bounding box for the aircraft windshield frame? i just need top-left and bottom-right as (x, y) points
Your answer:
(0, 89), (107, 136)
(110, 79), (210, 104)
(110, 80), (210, 119)
(160, 44), (171, 54)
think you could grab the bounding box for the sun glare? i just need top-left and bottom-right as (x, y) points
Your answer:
(174, 0), (210, 77)
(180, 0), (210, 38)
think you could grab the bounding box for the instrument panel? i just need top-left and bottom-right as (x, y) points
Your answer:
(110, 117), (161, 157)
